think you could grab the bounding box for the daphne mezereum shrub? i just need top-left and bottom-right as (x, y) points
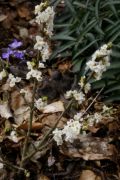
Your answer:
(53, 43), (112, 145)
(0, 2), (55, 168)
(0, 1), (113, 170)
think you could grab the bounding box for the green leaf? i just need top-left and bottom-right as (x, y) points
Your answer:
(102, 0), (120, 8)
(73, 39), (99, 59)
(104, 83), (120, 94)
(110, 30), (120, 42)
(91, 80), (106, 90)
(76, 19), (97, 47)
(107, 24), (120, 38)
(95, 0), (101, 20)
(52, 34), (76, 41)
(104, 95), (120, 103)
(72, 58), (84, 72)
(65, 0), (76, 15)
(73, 1), (94, 11)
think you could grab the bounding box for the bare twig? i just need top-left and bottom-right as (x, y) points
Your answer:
(82, 87), (104, 116)
(20, 79), (37, 168)
(0, 159), (25, 171)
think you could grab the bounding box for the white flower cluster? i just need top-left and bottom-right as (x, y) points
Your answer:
(34, 3), (55, 62)
(26, 62), (42, 81)
(53, 119), (81, 145)
(7, 73), (21, 87)
(86, 44), (111, 80)
(53, 109), (108, 145)
(35, 4), (55, 37)
(85, 112), (103, 127)
(34, 36), (51, 62)
(53, 103), (113, 146)
(0, 69), (6, 80)
(65, 90), (85, 104)
(34, 98), (47, 110)
(78, 76), (91, 94)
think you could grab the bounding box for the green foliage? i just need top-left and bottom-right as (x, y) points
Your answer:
(51, 0), (120, 102)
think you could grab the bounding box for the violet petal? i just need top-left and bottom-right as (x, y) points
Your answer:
(9, 39), (22, 49)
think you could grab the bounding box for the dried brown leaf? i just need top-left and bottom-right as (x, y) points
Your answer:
(79, 170), (101, 180)
(38, 175), (50, 180)
(41, 114), (67, 128)
(0, 102), (12, 119)
(0, 15), (7, 22)
(17, 4), (31, 20)
(10, 86), (32, 111)
(43, 101), (64, 113)
(14, 106), (30, 125)
(60, 135), (117, 161)
(18, 122), (43, 131)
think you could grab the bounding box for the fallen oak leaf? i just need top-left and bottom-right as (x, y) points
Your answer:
(0, 14), (7, 22)
(0, 101), (12, 119)
(60, 135), (118, 161)
(10, 85), (32, 111)
(41, 114), (67, 128)
(43, 101), (64, 113)
(14, 106), (30, 125)
(18, 122), (43, 131)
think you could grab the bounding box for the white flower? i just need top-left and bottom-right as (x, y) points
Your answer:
(35, 6), (54, 25)
(34, 36), (45, 51)
(39, 62), (45, 68)
(65, 90), (77, 99)
(74, 112), (83, 121)
(84, 83), (91, 94)
(78, 76), (86, 88)
(0, 102), (12, 119)
(53, 128), (63, 145)
(34, 36), (51, 62)
(35, 3), (44, 14)
(41, 45), (51, 62)
(9, 131), (18, 143)
(7, 74), (21, 87)
(0, 69), (6, 80)
(65, 90), (85, 104)
(26, 69), (42, 81)
(73, 91), (85, 104)
(65, 90), (73, 99)
(0, 159), (4, 169)
(102, 105), (110, 113)
(34, 98), (47, 110)
(86, 44), (111, 80)
(20, 89), (28, 94)
(35, 5), (55, 37)
(26, 62), (42, 81)
(94, 112), (102, 123)
(87, 114), (94, 126)
(87, 112), (102, 126)
(27, 61), (33, 70)
(62, 119), (81, 143)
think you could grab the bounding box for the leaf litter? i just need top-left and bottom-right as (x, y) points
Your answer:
(0, 1), (120, 180)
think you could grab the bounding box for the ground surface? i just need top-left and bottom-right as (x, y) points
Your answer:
(0, 1), (120, 180)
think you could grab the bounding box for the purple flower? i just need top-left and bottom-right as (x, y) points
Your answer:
(2, 48), (13, 59)
(9, 39), (22, 49)
(13, 51), (24, 59)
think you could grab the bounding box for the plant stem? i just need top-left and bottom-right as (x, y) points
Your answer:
(0, 159), (25, 171)
(20, 79), (37, 168)
(82, 87), (104, 116)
